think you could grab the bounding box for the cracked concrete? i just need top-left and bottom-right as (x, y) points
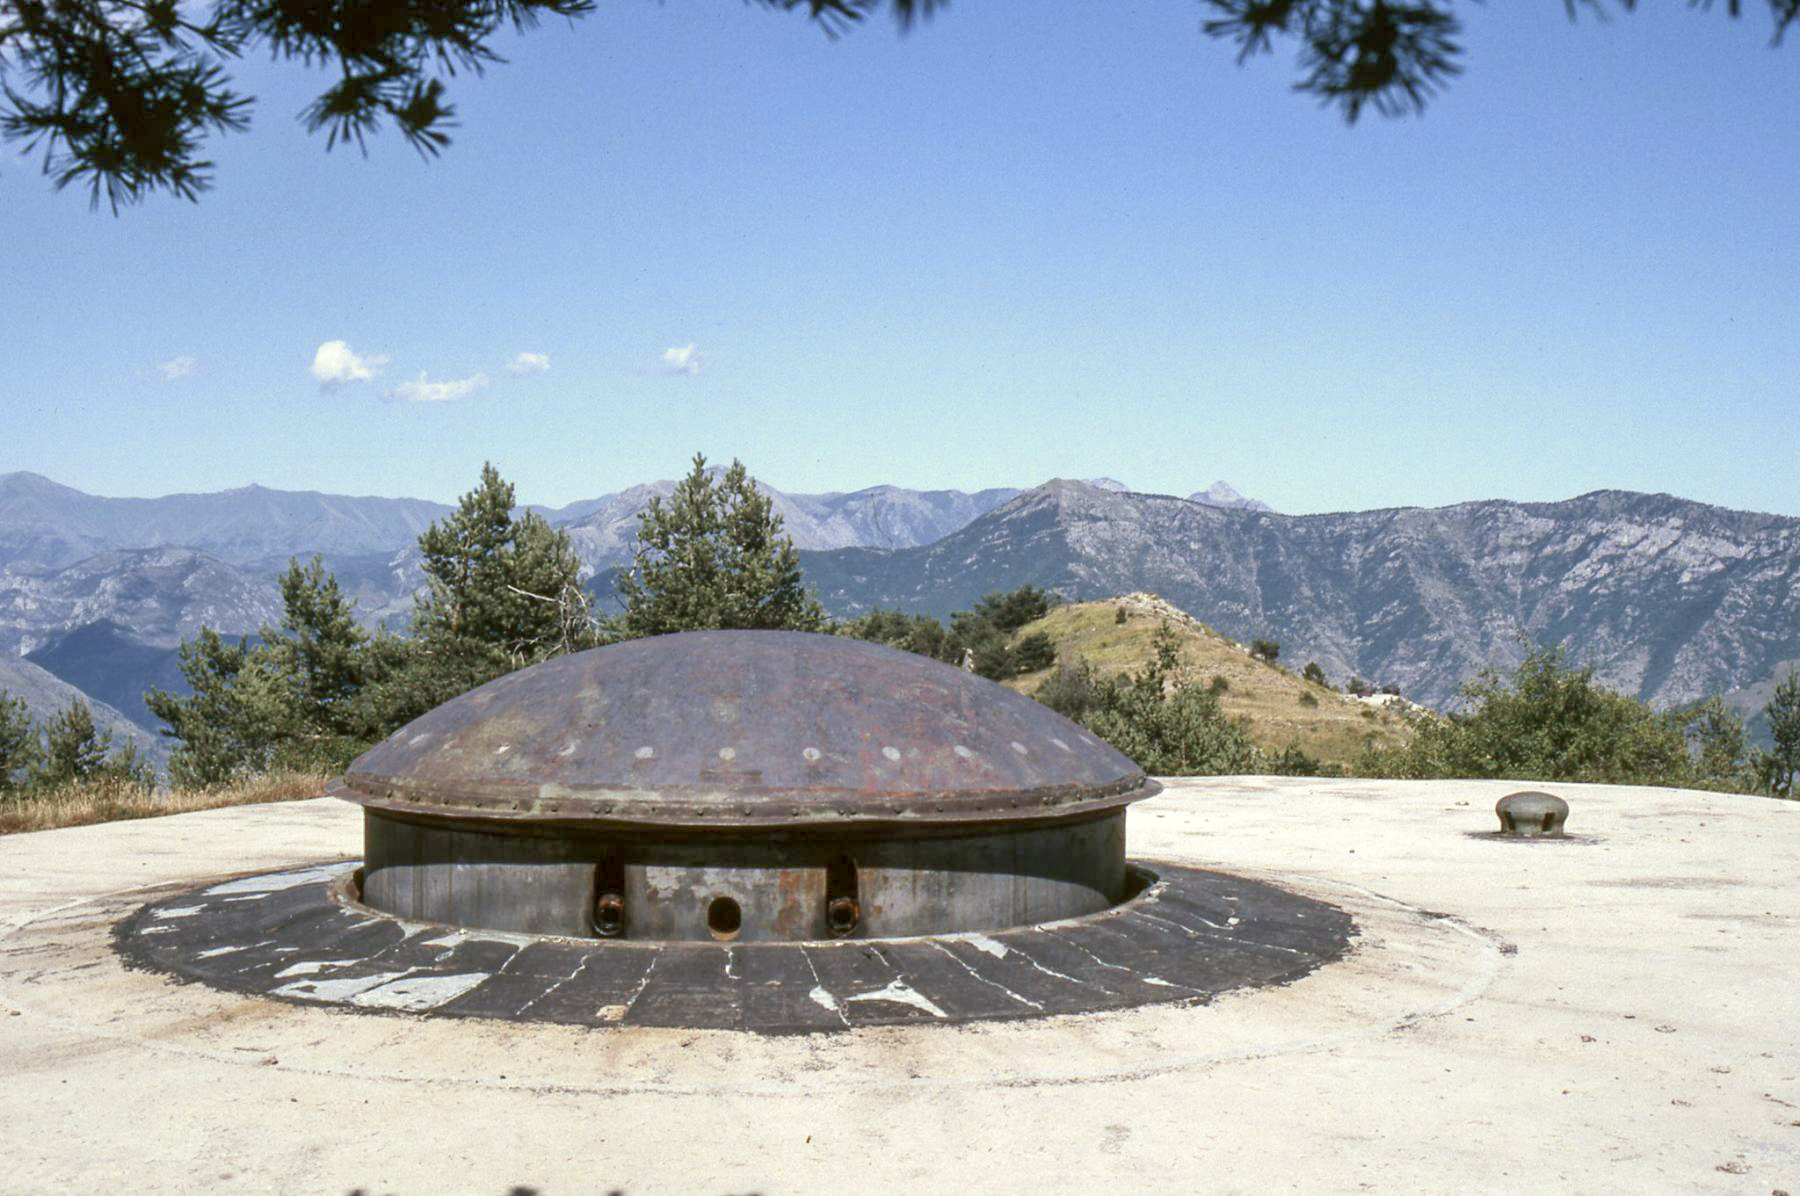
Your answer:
(2, 779), (1798, 1194)
(111, 861), (1348, 1031)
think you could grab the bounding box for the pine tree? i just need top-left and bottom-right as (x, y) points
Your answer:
(11, 1), (1790, 208)
(0, 690), (39, 794)
(150, 466), (596, 783)
(146, 628), (275, 787)
(1680, 695), (1752, 790)
(616, 455), (825, 637)
(1763, 669), (1800, 798)
(412, 463), (593, 667)
(34, 699), (113, 788)
(271, 557), (370, 735)
(146, 559), (372, 786)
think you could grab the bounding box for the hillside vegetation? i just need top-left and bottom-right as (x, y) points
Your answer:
(10, 458), (1798, 835)
(0, 770), (330, 834)
(1003, 594), (1413, 772)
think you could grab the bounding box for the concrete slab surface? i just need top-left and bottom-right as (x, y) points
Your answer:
(2, 779), (1797, 1195)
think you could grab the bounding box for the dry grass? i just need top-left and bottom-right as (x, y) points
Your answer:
(0, 770), (335, 835)
(1006, 595), (1416, 771)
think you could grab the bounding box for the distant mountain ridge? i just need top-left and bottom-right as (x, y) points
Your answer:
(0, 471), (452, 571)
(0, 546), (284, 656)
(799, 480), (1800, 714)
(1189, 480), (1274, 513)
(10, 470), (1789, 751)
(0, 470), (1055, 566)
(560, 480), (1027, 563)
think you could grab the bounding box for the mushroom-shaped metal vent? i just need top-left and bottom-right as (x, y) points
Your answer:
(1495, 790), (1570, 838)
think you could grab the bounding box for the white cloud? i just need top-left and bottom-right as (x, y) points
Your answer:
(660, 343), (703, 377)
(504, 351), (551, 378)
(311, 340), (388, 390)
(156, 355), (198, 381)
(387, 371), (492, 403)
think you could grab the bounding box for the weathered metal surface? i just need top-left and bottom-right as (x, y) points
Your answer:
(1495, 790), (1570, 838)
(116, 861), (1355, 1032)
(334, 630), (1158, 828)
(360, 806), (1127, 940)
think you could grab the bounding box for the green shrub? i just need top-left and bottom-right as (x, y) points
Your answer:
(1034, 661), (1105, 722)
(1081, 680), (1260, 776)
(1369, 645), (1689, 786)
(971, 585), (1057, 633)
(1033, 629), (1257, 776)
(1764, 669), (1800, 797)
(845, 584), (1058, 681)
(840, 610), (950, 659)
(1266, 743), (1328, 776)
(1010, 630), (1057, 674)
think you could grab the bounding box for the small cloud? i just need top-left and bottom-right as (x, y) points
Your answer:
(156, 355), (198, 381)
(504, 351), (551, 378)
(387, 371), (492, 403)
(660, 343), (703, 377)
(311, 340), (388, 390)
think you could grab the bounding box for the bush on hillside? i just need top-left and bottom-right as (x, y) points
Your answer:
(1033, 622), (1259, 776)
(971, 585), (1058, 633)
(1265, 743), (1330, 776)
(839, 610), (952, 660)
(1081, 676), (1260, 776)
(1359, 645), (1689, 786)
(843, 585), (1058, 682)
(1010, 630), (1057, 674)
(1033, 660), (1106, 722)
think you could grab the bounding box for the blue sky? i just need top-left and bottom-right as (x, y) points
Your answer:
(4, 1), (1796, 516)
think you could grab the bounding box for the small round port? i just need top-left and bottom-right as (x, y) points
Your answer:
(707, 895), (742, 939)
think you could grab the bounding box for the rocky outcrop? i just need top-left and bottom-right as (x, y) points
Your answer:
(0, 548), (281, 656)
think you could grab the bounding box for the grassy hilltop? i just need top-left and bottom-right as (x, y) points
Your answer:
(1004, 594), (1414, 773)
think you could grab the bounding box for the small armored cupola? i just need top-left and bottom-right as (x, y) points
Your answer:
(333, 630), (1159, 942)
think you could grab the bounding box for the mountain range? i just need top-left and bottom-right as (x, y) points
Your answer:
(801, 481), (1800, 717)
(0, 471), (1143, 746)
(4, 470), (1795, 755)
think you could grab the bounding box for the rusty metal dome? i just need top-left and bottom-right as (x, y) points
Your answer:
(336, 629), (1157, 828)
